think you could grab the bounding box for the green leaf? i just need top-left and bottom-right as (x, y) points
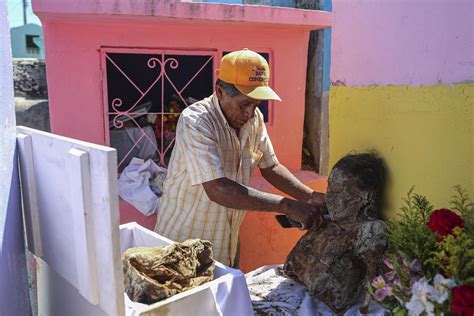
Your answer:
(367, 280), (375, 295)
(393, 306), (407, 316)
(386, 187), (440, 278)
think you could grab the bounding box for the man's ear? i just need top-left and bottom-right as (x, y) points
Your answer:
(215, 84), (224, 100)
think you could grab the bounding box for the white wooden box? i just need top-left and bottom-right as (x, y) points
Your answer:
(17, 127), (253, 316)
(121, 222), (253, 316)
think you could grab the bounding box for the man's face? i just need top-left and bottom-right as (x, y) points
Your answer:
(216, 85), (262, 130)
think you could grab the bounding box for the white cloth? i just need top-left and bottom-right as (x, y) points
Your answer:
(118, 158), (167, 216)
(246, 265), (386, 316)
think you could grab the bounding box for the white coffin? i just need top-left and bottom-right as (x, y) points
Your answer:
(121, 222), (253, 316)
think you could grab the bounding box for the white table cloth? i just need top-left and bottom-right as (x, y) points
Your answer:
(246, 265), (385, 316)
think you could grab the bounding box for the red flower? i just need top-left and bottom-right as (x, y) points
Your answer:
(451, 284), (474, 316)
(427, 208), (464, 237)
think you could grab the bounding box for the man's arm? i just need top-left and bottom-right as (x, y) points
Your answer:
(260, 163), (325, 206)
(202, 177), (322, 230)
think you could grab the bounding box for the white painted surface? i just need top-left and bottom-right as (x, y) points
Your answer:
(1, 1), (32, 313)
(68, 148), (100, 304)
(36, 255), (108, 316)
(17, 126), (124, 316)
(17, 133), (43, 256)
(1, 0), (16, 248)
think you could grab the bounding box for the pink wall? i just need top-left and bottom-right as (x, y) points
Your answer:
(331, 0), (474, 86)
(34, 0), (332, 169)
(35, 0), (332, 272)
(42, 19), (310, 169)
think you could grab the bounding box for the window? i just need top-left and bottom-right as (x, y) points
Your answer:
(103, 50), (214, 171)
(25, 35), (40, 55)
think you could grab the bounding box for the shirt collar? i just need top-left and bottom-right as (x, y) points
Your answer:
(212, 93), (231, 129)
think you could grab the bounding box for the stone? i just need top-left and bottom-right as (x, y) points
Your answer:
(283, 153), (388, 315)
(123, 239), (215, 304)
(13, 59), (50, 132)
(13, 58), (48, 98)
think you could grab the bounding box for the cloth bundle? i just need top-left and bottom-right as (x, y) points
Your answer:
(122, 239), (215, 304)
(118, 158), (167, 216)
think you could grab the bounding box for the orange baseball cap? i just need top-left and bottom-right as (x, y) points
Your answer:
(216, 48), (282, 101)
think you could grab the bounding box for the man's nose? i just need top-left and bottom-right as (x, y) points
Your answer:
(244, 106), (256, 119)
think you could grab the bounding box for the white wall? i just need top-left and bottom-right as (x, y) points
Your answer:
(1, 0), (32, 314)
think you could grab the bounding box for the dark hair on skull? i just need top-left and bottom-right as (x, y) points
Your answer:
(216, 79), (242, 97)
(333, 152), (386, 220)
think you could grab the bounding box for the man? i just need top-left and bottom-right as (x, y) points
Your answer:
(154, 48), (325, 267)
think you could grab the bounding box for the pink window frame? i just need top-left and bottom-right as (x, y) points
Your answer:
(100, 47), (218, 168)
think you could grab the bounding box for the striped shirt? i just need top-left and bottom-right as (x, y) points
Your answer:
(154, 93), (278, 266)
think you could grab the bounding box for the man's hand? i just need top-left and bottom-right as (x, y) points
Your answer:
(201, 178), (327, 230)
(279, 198), (325, 230)
(306, 191), (325, 207)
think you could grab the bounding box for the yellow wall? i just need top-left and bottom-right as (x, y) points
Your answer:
(329, 83), (474, 218)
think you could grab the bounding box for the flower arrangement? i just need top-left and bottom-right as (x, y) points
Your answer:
(369, 186), (474, 315)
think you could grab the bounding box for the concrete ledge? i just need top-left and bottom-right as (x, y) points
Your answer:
(33, 0), (331, 30)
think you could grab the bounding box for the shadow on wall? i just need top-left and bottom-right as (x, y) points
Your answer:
(16, 99), (50, 132)
(13, 58), (50, 132)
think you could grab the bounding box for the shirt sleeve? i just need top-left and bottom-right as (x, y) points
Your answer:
(176, 114), (225, 186)
(256, 111), (279, 169)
